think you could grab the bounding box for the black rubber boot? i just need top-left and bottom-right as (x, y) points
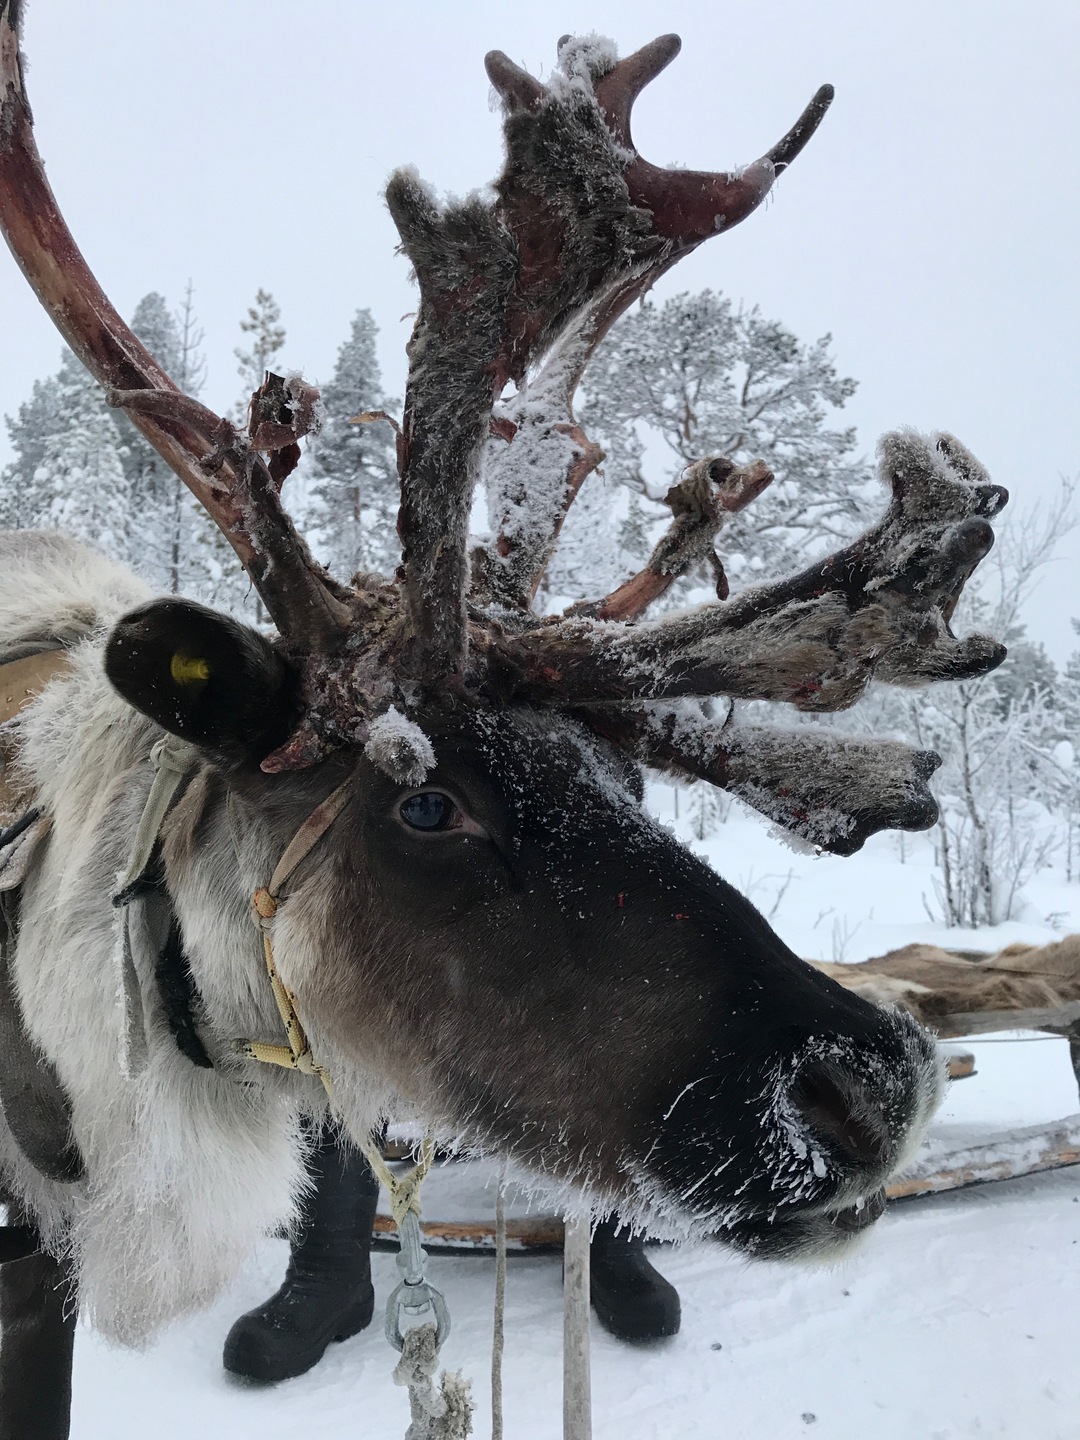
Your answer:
(588, 1218), (681, 1342)
(0, 1212), (77, 1440)
(223, 1134), (380, 1383)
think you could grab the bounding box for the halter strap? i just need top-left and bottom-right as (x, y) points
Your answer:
(241, 777), (437, 1225)
(242, 774), (355, 1091)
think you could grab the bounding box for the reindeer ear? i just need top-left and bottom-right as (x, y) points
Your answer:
(104, 599), (301, 764)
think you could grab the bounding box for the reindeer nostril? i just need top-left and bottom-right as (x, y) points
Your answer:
(791, 1061), (890, 1170)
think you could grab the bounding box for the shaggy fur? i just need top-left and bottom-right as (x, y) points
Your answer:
(0, 533), (320, 1343)
(813, 936), (1080, 1035)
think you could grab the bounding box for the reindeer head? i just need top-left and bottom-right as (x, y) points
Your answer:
(0, 13), (1006, 1251)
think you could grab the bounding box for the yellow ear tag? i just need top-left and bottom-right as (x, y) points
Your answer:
(170, 652), (211, 688)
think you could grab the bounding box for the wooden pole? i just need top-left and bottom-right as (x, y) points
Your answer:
(562, 1214), (592, 1440)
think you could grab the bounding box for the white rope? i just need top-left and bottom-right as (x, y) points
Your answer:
(393, 1324), (474, 1440)
(491, 1168), (507, 1440)
(562, 1214), (592, 1440)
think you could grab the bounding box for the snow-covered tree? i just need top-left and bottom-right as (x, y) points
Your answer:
(118, 291), (186, 588)
(2, 287), (259, 616)
(302, 309), (399, 582)
(1059, 622), (1080, 882)
(234, 287), (285, 414)
(2, 349), (131, 552)
(548, 290), (874, 600)
(685, 779), (725, 841)
(119, 287), (254, 611)
(904, 678), (1065, 927)
(822, 480), (1079, 926)
(31, 352), (132, 558)
(0, 370), (66, 529)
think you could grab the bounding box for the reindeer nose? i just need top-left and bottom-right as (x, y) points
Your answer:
(790, 1059), (892, 1171)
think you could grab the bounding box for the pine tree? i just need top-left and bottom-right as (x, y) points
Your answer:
(686, 779), (723, 841)
(119, 287), (250, 608)
(32, 352), (132, 559)
(1, 370), (66, 529)
(234, 288), (286, 417)
(119, 292), (186, 589)
(303, 309), (399, 582)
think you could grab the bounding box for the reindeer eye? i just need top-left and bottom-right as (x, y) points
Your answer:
(399, 791), (458, 832)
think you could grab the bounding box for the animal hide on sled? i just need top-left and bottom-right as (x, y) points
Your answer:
(812, 937), (1080, 1035)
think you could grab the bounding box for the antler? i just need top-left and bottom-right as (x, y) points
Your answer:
(1, 14), (1008, 846)
(572, 457), (775, 620)
(386, 34), (833, 671)
(591, 707), (942, 857)
(481, 432), (1007, 708)
(0, 2), (352, 653)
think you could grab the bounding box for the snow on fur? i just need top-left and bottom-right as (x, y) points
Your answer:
(364, 706), (436, 785)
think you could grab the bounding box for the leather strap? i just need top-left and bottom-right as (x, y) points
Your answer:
(0, 651), (71, 822)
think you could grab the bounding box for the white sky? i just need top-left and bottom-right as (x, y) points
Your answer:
(2, 0), (1078, 656)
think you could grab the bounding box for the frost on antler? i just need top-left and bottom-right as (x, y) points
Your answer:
(575, 457), (774, 620)
(486, 432), (1006, 710)
(592, 706), (942, 856)
(387, 33), (832, 670)
(478, 429), (1007, 851)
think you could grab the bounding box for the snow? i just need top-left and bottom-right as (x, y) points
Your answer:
(50, 790), (1080, 1435)
(364, 707), (436, 786)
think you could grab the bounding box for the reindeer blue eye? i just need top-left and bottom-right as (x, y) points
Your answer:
(399, 792), (457, 832)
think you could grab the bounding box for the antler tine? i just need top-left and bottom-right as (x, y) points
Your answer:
(465, 37), (834, 616)
(485, 50), (547, 112)
(573, 457), (774, 622)
(594, 39), (833, 245)
(0, 4), (352, 653)
(767, 85), (836, 174)
(591, 709), (941, 857)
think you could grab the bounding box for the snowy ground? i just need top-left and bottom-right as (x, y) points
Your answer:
(67, 793), (1080, 1438)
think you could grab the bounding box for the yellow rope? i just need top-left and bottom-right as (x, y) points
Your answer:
(242, 885), (434, 1230)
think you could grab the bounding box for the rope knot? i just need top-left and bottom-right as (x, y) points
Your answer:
(252, 887), (277, 920)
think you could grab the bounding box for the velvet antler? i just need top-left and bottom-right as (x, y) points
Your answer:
(0, 14), (1008, 846)
(0, 2), (352, 653)
(387, 35), (833, 668)
(482, 432), (1007, 710)
(591, 707), (942, 857)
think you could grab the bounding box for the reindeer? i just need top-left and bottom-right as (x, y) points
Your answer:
(0, 10), (1008, 1436)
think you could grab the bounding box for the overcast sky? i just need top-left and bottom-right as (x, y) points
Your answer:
(2, 1), (1077, 656)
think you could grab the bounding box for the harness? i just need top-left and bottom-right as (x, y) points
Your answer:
(131, 742), (462, 1422)
(236, 777), (452, 1360)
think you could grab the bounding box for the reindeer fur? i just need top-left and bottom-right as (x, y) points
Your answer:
(0, 533), (345, 1344)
